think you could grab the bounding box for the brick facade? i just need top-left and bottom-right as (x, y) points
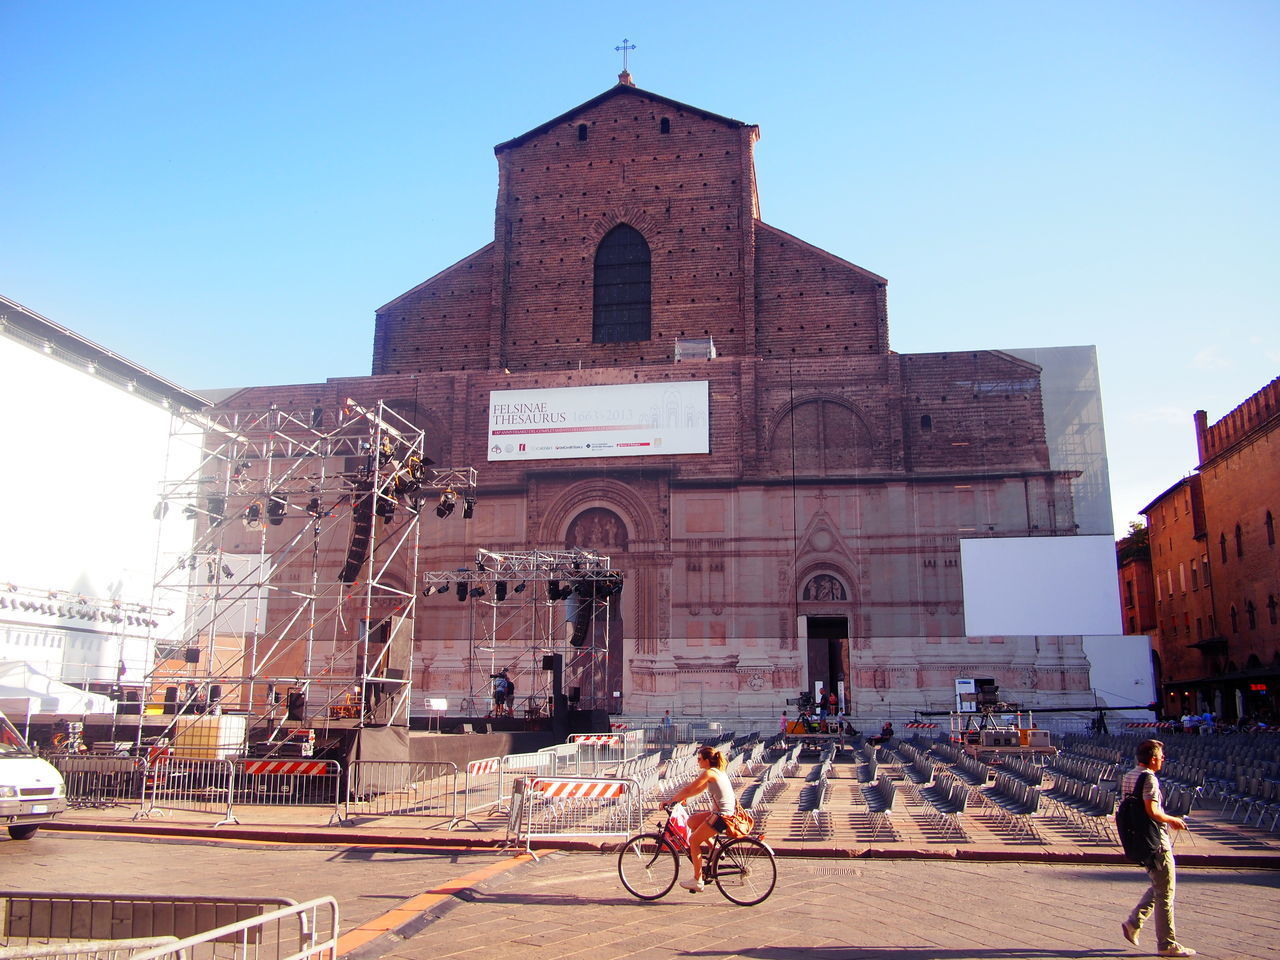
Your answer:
(216, 79), (1099, 717)
(1138, 377), (1280, 721)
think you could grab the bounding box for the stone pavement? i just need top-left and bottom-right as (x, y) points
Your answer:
(4, 829), (1278, 960)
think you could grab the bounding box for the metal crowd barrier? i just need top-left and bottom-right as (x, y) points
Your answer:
(510, 775), (642, 855)
(128, 896), (339, 960)
(499, 751), (555, 810)
(343, 760), (457, 825)
(50, 755), (145, 808)
(134, 757), (237, 827)
(0, 891), (296, 959)
(454, 756), (503, 827)
(568, 734), (623, 775)
(232, 758), (343, 825)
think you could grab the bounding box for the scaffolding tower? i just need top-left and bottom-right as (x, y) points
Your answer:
(146, 397), (475, 751)
(421, 548), (623, 717)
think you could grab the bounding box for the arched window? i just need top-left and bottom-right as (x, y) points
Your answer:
(1246, 600), (1257, 630)
(577, 123), (588, 141)
(660, 117), (671, 134)
(593, 224), (651, 343)
(920, 414), (933, 432)
(1229, 605), (1239, 633)
(1266, 510), (1275, 546)
(1268, 595), (1278, 626)
(1219, 532), (1228, 564)
(1235, 523), (1244, 558)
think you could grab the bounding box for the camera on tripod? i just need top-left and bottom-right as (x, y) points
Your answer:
(785, 691), (816, 711)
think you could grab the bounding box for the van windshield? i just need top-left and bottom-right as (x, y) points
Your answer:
(0, 715), (36, 757)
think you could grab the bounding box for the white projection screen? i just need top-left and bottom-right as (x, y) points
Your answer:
(961, 535), (1123, 637)
(488, 381), (709, 461)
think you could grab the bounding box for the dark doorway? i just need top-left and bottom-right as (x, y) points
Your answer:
(806, 616), (848, 709)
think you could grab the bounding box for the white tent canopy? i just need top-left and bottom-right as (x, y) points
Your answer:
(0, 661), (115, 715)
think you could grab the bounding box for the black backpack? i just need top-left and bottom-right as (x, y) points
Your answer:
(1116, 770), (1164, 868)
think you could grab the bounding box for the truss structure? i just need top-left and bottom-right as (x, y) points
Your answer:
(146, 397), (475, 748)
(421, 548), (623, 716)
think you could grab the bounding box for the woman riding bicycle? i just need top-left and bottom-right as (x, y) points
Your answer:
(667, 745), (735, 892)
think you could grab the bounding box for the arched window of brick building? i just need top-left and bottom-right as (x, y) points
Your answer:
(592, 224), (651, 343)
(1219, 532), (1228, 564)
(660, 117), (671, 134)
(578, 123), (588, 141)
(1246, 600), (1257, 630)
(1266, 510), (1275, 547)
(1234, 523), (1243, 558)
(1229, 604), (1238, 633)
(769, 399), (873, 475)
(1268, 594), (1278, 626)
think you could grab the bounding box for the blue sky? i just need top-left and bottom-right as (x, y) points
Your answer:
(3, 1), (1277, 528)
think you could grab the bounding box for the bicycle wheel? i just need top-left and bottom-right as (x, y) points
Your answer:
(618, 833), (680, 900)
(712, 835), (777, 906)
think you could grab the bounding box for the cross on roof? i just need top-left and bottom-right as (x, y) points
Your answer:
(614, 38), (636, 73)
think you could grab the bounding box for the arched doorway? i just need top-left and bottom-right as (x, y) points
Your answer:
(800, 572), (851, 713)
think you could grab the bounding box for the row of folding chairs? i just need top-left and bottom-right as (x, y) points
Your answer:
(1041, 775), (1117, 842)
(987, 773), (1043, 842)
(1049, 753), (1123, 786)
(918, 769), (970, 841)
(993, 753), (1045, 786)
(865, 773), (899, 841)
(1219, 775), (1280, 830)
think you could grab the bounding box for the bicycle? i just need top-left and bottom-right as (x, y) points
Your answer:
(617, 803), (777, 906)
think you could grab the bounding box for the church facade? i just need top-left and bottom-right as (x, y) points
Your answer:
(216, 77), (1097, 718)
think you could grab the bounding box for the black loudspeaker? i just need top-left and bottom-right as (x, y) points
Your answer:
(567, 686), (581, 703)
(163, 686), (178, 715)
(541, 655), (557, 671)
(339, 480), (374, 583)
(183, 648), (200, 663)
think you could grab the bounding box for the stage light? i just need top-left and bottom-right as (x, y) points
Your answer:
(436, 584), (450, 594)
(469, 586), (486, 598)
(547, 581), (563, 601)
(267, 493), (287, 525)
(436, 489), (457, 519)
(495, 581), (508, 602)
(463, 497), (475, 519)
(153, 500), (169, 520)
(207, 497), (226, 523)
(307, 497), (323, 517)
(456, 581), (467, 602)
(514, 582), (526, 594)
(221, 563), (234, 579)
(244, 501), (263, 529)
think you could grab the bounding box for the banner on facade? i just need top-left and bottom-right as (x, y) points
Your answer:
(487, 381), (710, 461)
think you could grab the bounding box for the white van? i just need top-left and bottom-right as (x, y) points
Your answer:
(0, 710), (67, 839)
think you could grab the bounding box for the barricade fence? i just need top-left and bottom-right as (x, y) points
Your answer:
(344, 760), (457, 825)
(511, 775), (642, 854)
(50, 755), (145, 808)
(129, 895), (339, 960)
(232, 758), (343, 825)
(455, 756), (503, 827)
(135, 756), (237, 827)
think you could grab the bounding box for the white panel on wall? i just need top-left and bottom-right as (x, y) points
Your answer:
(960, 535), (1123, 637)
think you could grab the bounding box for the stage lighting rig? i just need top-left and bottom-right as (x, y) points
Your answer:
(436, 489), (457, 519)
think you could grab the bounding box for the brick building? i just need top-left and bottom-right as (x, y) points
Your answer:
(1116, 525), (1157, 639)
(1139, 377), (1280, 722)
(213, 76), (1106, 718)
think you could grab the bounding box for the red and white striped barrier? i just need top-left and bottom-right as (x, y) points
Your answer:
(531, 778), (628, 800)
(906, 722), (940, 729)
(468, 757), (501, 776)
(569, 734), (621, 746)
(610, 722), (630, 731)
(511, 776), (642, 854)
(241, 759), (330, 776)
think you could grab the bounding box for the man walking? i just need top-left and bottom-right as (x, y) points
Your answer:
(1120, 739), (1195, 957)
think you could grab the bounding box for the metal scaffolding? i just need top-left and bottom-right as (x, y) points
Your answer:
(421, 548), (623, 717)
(146, 397), (475, 750)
